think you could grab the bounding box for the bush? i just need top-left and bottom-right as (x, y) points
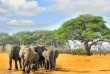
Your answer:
(72, 48), (87, 55)
(91, 50), (98, 54)
(57, 49), (71, 54)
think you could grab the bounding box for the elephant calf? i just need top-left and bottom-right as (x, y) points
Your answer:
(6, 44), (22, 70)
(31, 51), (39, 71)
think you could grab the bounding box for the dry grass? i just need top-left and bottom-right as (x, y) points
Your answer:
(0, 53), (110, 74)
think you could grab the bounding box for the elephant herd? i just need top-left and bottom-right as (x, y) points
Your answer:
(6, 44), (59, 73)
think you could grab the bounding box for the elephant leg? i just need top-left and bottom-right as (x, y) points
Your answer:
(34, 62), (38, 70)
(49, 62), (51, 71)
(19, 59), (22, 69)
(8, 57), (12, 70)
(55, 60), (56, 68)
(15, 59), (18, 70)
(40, 60), (42, 68)
(21, 58), (24, 70)
(47, 61), (49, 70)
(26, 61), (30, 73)
(45, 60), (47, 70)
(46, 61), (48, 70)
(43, 60), (45, 67)
(38, 61), (40, 68)
(22, 59), (28, 72)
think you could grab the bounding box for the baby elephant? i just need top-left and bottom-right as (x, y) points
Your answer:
(31, 51), (39, 71)
(42, 50), (55, 70)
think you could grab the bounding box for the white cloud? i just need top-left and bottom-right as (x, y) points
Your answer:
(6, 20), (36, 26)
(6, 20), (55, 27)
(0, 17), (8, 22)
(0, 8), (7, 14)
(47, 0), (110, 15)
(39, 20), (56, 26)
(0, 0), (45, 17)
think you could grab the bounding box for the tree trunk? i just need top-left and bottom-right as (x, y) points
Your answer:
(2, 44), (5, 51)
(86, 48), (91, 56)
(84, 40), (91, 56)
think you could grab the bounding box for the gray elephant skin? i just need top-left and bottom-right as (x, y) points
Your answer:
(34, 46), (47, 68)
(19, 46), (39, 73)
(53, 50), (59, 68)
(42, 50), (59, 70)
(31, 51), (39, 71)
(19, 46), (33, 73)
(6, 44), (22, 70)
(42, 50), (55, 70)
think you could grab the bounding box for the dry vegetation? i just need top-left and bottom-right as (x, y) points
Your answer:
(0, 53), (110, 74)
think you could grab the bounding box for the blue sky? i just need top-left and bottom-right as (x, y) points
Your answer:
(0, 0), (110, 35)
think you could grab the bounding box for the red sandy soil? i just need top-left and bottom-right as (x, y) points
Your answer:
(0, 53), (110, 74)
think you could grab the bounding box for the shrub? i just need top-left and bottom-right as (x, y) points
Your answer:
(72, 48), (87, 55)
(57, 49), (71, 54)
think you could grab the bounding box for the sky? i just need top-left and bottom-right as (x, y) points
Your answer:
(0, 0), (110, 35)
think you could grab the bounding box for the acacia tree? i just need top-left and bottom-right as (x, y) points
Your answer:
(55, 14), (110, 55)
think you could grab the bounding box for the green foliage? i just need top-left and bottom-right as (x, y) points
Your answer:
(0, 30), (64, 47)
(72, 48), (87, 55)
(55, 14), (109, 40)
(54, 14), (110, 56)
(58, 49), (71, 54)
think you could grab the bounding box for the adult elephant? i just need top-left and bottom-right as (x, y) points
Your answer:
(42, 50), (55, 70)
(52, 50), (59, 68)
(34, 45), (47, 68)
(6, 44), (22, 70)
(19, 46), (33, 73)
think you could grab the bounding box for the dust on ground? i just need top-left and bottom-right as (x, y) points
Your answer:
(0, 53), (110, 74)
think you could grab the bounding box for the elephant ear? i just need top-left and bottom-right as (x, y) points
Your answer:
(55, 50), (59, 59)
(13, 46), (20, 56)
(42, 46), (47, 51)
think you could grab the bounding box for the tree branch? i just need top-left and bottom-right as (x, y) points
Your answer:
(89, 39), (110, 48)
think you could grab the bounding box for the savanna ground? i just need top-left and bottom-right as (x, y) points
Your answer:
(0, 53), (110, 74)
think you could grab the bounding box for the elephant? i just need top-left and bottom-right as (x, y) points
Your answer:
(42, 50), (55, 70)
(34, 45), (47, 68)
(19, 46), (33, 73)
(52, 50), (59, 68)
(31, 51), (39, 71)
(6, 44), (22, 70)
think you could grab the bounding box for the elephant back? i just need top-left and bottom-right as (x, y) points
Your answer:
(34, 46), (43, 57)
(13, 46), (21, 55)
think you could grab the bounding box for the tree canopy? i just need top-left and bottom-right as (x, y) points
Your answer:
(55, 14), (110, 55)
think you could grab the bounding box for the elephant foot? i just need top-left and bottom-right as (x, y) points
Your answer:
(32, 69), (35, 72)
(20, 66), (22, 69)
(26, 70), (30, 73)
(8, 68), (11, 70)
(21, 69), (23, 71)
(34, 66), (37, 71)
(21, 69), (25, 72)
(15, 68), (18, 70)
(34, 68), (37, 71)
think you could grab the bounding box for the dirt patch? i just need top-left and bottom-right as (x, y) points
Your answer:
(0, 53), (110, 74)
